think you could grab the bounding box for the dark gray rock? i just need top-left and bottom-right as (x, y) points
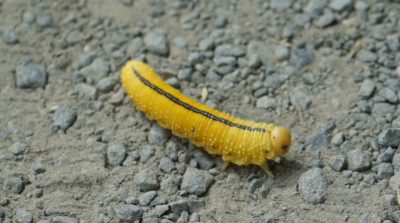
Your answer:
(378, 128), (400, 147)
(181, 167), (214, 196)
(23, 11), (36, 24)
(148, 124), (171, 145)
(144, 31), (169, 57)
(356, 50), (377, 63)
(107, 143), (126, 166)
(4, 177), (24, 194)
(386, 34), (400, 52)
(379, 88), (398, 104)
(16, 59), (47, 89)
(256, 96), (277, 109)
(247, 41), (270, 65)
(135, 168), (159, 192)
(329, 155), (347, 171)
(138, 191), (157, 206)
(377, 147), (395, 163)
(52, 107), (77, 132)
(329, 0), (352, 11)
(193, 152), (214, 170)
(359, 79), (375, 98)
(169, 200), (189, 215)
(161, 175), (180, 195)
(392, 153), (400, 171)
(96, 77), (118, 93)
(37, 14), (54, 27)
(316, 13), (336, 28)
(154, 205), (169, 217)
(306, 123), (335, 151)
(140, 145), (155, 163)
(198, 38), (215, 51)
(215, 45), (245, 58)
(115, 204), (143, 222)
(305, 0), (327, 17)
(52, 216), (78, 223)
(159, 157), (175, 173)
(331, 132), (344, 146)
(377, 163), (394, 180)
(32, 162), (46, 174)
(214, 16), (228, 28)
(3, 27), (17, 44)
(371, 103), (395, 120)
(298, 168), (328, 204)
(8, 142), (27, 155)
(290, 48), (315, 67)
(347, 149), (371, 171)
(16, 209), (32, 223)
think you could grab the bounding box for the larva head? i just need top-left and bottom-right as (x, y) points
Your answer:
(270, 126), (291, 157)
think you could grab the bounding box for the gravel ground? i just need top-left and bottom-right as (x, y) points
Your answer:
(1, 0), (400, 222)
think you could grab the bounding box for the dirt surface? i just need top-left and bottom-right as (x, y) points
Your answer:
(1, 0), (400, 222)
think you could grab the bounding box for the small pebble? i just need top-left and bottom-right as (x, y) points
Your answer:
(52, 107), (77, 132)
(329, 0), (352, 12)
(16, 209), (32, 223)
(256, 96), (277, 109)
(359, 79), (375, 98)
(329, 155), (347, 172)
(140, 145), (155, 163)
(377, 163), (394, 180)
(3, 27), (18, 44)
(135, 168), (159, 192)
(159, 157), (175, 173)
(378, 128), (400, 147)
(298, 168), (328, 204)
(115, 204), (143, 222)
(138, 191), (157, 206)
(181, 167), (214, 196)
(16, 59), (47, 89)
(377, 147), (395, 163)
(347, 149), (371, 171)
(107, 143), (126, 166)
(169, 200), (189, 215)
(144, 31), (169, 57)
(148, 124), (171, 145)
(4, 177), (24, 194)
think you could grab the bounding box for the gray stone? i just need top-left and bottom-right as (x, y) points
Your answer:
(371, 103), (395, 120)
(329, 155), (347, 171)
(154, 205), (169, 217)
(37, 14), (54, 28)
(23, 11), (36, 24)
(16, 209), (32, 223)
(347, 149), (371, 171)
(138, 191), (157, 206)
(248, 54), (261, 69)
(16, 59), (47, 89)
(96, 77), (117, 93)
(306, 123), (335, 151)
(32, 162), (46, 174)
(274, 45), (290, 61)
(80, 58), (110, 80)
(127, 37), (143, 56)
(291, 87), (312, 109)
(115, 204), (143, 222)
(66, 31), (84, 45)
(52, 107), (77, 131)
(181, 167), (214, 196)
(256, 96), (277, 109)
(264, 74), (281, 89)
(148, 124), (171, 145)
(194, 152), (214, 170)
(76, 52), (97, 69)
(270, 0), (293, 10)
(8, 142), (27, 155)
(316, 13), (336, 28)
(188, 52), (205, 66)
(329, 0), (352, 11)
(144, 31), (169, 57)
(135, 168), (159, 192)
(159, 157), (175, 173)
(140, 145), (155, 163)
(377, 163), (394, 180)
(247, 41), (270, 65)
(386, 34), (400, 52)
(393, 153), (400, 171)
(378, 128), (400, 147)
(33, 188), (43, 198)
(305, 0), (327, 17)
(377, 147), (395, 163)
(290, 48), (315, 67)
(172, 36), (188, 49)
(4, 177), (24, 194)
(177, 211), (189, 223)
(214, 16), (228, 28)
(52, 216), (78, 223)
(169, 200), (189, 215)
(213, 56), (236, 67)
(356, 50), (377, 63)
(198, 38), (215, 51)
(389, 173), (400, 191)
(215, 45), (245, 58)
(359, 79), (375, 98)
(331, 132), (344, 146)
(379, 88), (398, 104)
(298, 168), (328, 204)
(161, 175), (180, 195)
(107, 143), (126, 166)
(3, 27), (17, 44)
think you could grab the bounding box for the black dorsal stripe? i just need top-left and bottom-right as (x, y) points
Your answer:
(131, 67), (266, 133)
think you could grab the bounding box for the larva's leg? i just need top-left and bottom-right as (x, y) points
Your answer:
(222, 161), (230, 171)
(260, 163), (274, 177)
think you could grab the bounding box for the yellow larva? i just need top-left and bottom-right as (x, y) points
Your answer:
(121, 61), (291, 176)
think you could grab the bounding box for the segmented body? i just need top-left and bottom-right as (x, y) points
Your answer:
(121, 61), (286, 169)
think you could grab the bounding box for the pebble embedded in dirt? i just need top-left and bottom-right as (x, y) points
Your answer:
(181, 167), (214, 197)
(16, 59), (47, 89)
(347, 149), (371, 171)
(329, 154), (347, 172)
(298, 168), (328, 204)
(135, 168), (159, 192)
(106, 143), (126, 166)
(114, 204), (143, 222)
(52, 107), (77, 132)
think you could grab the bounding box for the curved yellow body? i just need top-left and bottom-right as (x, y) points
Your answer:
(121, 61), (291, 175)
